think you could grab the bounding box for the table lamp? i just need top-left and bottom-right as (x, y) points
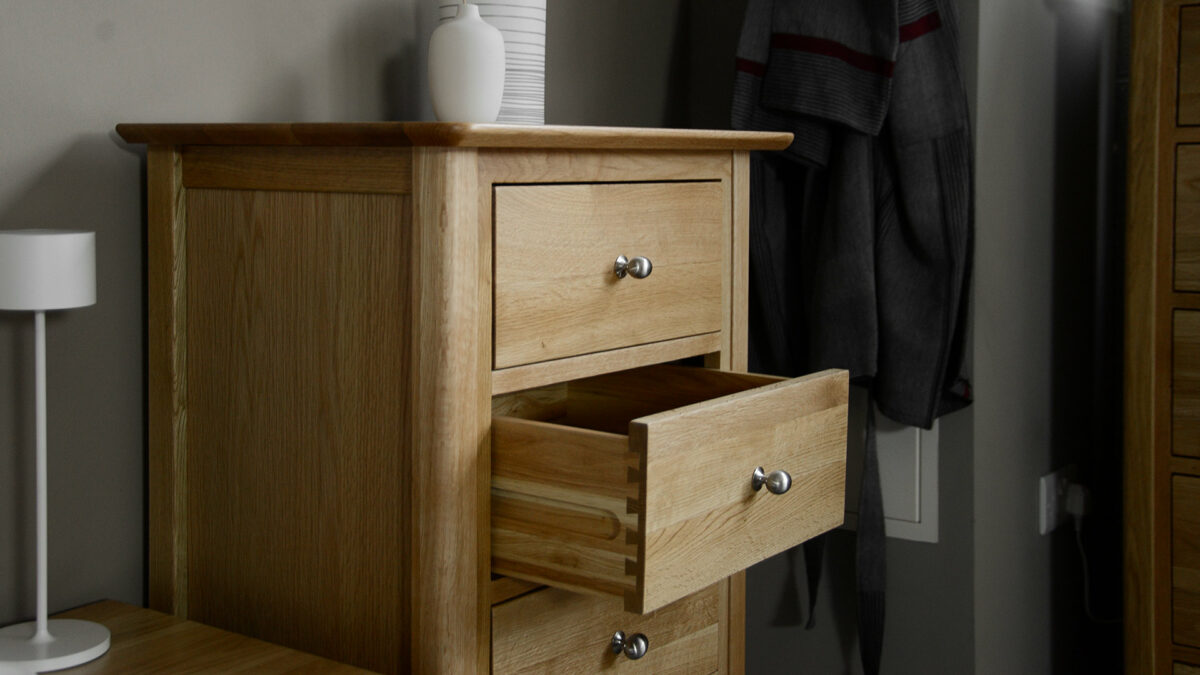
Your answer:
(0, 230), (109, 672)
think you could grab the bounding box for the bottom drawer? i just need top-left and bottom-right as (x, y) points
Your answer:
(492, 583), (722, 674)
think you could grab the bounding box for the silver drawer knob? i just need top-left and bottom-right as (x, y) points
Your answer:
(614, 255), (653, 279)
(751, 466), (792, 495)
(611, 630), (649, 660)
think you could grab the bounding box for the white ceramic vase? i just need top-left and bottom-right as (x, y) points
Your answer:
(428, 3), (506, 123)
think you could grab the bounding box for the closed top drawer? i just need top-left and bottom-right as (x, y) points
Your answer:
(493, 182), (725, 369)
(491, 365), (848, 614)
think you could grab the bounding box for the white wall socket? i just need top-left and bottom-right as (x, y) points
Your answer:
(1038, 465), (1076, 535)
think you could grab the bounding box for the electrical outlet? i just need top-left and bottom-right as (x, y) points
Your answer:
(1038, 465), (1076, 535)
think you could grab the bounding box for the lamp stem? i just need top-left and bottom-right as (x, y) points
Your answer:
(34, 310), (49, 642)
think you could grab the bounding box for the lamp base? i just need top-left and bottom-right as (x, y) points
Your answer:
(0, 620), (110, 672)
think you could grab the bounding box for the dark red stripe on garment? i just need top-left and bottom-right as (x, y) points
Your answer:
(899, 11), (942, 41)
(770, 33), (894, 77)
(736, 57), (767, 77)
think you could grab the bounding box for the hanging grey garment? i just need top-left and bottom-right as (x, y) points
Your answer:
(733, 0), (972, 429)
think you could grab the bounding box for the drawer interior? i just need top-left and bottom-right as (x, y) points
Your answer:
(492, 365), (848, 614)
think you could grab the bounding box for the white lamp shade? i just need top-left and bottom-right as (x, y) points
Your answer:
(0, 230), (96, 311)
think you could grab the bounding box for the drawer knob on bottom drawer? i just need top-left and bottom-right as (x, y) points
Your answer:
(611, 631), (649, 660)
(613, 255), (653, 279)
(752, 466), (792, 495)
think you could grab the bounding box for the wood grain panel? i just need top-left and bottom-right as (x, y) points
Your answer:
(730, 151), (751, 370)
(182, 146), (413, 194)
(491, 332), (722, 396)
(479, 150), (730, 184)
(1181, 7), (1200, 125)
(117, 122), (793, 152)
(1176, 662), (1200, 675)
(409, 147), (486, 675)
(1177, 146), (1200, 290)
(55, 601), (370, 674)
(633, 369), (848, 614)
(184, 189), (409, 673)
(1126, 1), (1170, 672)
(146, 147), (188, 616)
(1177, 311), (1200, 458)
(492, 416), (638, 598)
(1176, 475), (1200, 647)
(492, 584), (721, 675)
(494, 182), (725, 368)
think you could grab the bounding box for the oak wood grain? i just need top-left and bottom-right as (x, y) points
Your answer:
(1177, 311), (1200, 458)
(145, 147), (188, 616)
(54, 601), (369, 674)
(182, 146), (413, 194)
(632, 368), (848, 613)
(1126, 2), (1172, 673)
(479, 149), (731, 185)
(494, 182), (725, 368)
(409, 147), (486, 674)
(116, 122), (793, 151)
(491, 416), (638, 598)
(491, 365), (847, 614)
(491, 584), (721, 675)
(491, 333), (722, 396)
(184, 188), (409, 673)
(1176, 475), (1200, 647)
(1177, 146), (1200, 290)
(1181, 7), (1200, 125)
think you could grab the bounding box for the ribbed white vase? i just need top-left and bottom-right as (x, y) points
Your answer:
(436, 0), (546, 125)
(428, 3), (506, 123)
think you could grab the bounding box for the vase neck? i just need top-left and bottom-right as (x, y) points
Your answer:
(455, 3), (481, 20)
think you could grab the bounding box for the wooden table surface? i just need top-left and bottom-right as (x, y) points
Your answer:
(49, 600), (373, 673)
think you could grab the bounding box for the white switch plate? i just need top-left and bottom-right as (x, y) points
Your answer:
(842, 389), (940, 543)
(1038, 465), (1076, 535)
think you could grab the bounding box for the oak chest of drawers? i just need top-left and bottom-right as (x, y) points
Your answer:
(116, 122), (847, 674)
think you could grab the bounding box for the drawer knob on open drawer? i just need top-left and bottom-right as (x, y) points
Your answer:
(613, 255), (653, 279)
(611, 631), (649, 660)
(752, 466), (792, 495)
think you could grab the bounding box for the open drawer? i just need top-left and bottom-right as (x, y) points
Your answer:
(491, 365), (848, 614)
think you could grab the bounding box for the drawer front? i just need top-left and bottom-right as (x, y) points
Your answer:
(492, 365), (848, 614)
(1176, 311), (1200, 458)
(491, 584), (721, 674)
(493, 182), (725, 369)
(1177, 147), (1200, 291)
(1182, 6), (1200, 126)
(1175, 475), (1200, 648)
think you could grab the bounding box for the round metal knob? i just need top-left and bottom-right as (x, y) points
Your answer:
(611, 631), (649, 660)
(614, 255), (653, 279)
(751, 466), (792, 495)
